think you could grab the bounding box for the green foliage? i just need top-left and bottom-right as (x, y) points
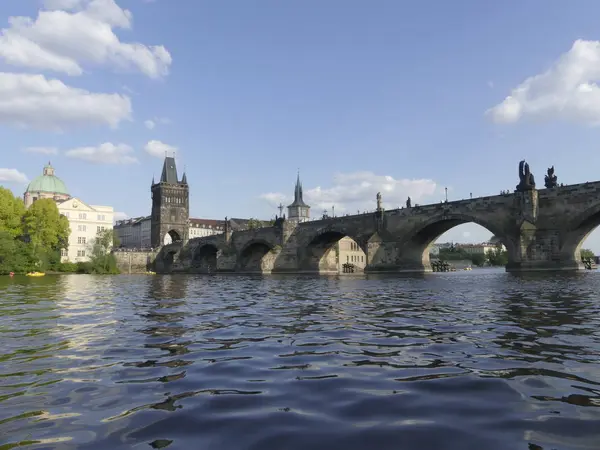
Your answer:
(247, 218), (262, 230)
(0, 231), (35, 274)
(580, 248), (595, 260)
(470, 253), (486, 267)
(486, 248), (508, 266)
(85, 229), (120, 274)
(23, 198), (70, 254)
(0, 187), (25, 238)
(0, 188), (119, 275)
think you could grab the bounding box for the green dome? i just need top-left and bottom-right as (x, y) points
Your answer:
(26, 163), (69, 195)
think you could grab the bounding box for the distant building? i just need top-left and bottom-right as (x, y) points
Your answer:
(336, 236), (366, 272)
(456, 243), (506, 254)
(287, 173), (310, 222)
(23, 162), (70, 207)
(23, 162), (114, 263)
(57, 198), (114, 263)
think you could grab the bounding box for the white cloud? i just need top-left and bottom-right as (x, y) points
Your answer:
(260, 171), (437, 214)
(144, 117), (170, 129)
(113, 211), (129, 222)
(144, 139), (177, 158)
(65, 142), (138, 164)
(0, 72), (131, 130)
(0, 0), (172, 78)
(23, 146), (59, 155)
(0, 168), (28, 184)
(487, 39), (600, 125)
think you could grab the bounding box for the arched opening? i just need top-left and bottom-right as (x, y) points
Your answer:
(302, 231), (366, 274)
(192, 244), (218, 273)
(163, 229), (182, 245)
(561, 208), (600, 270)
(158, 248), (178, 273)
(238, 241), (273, 273)
(398, 217), (514, 272)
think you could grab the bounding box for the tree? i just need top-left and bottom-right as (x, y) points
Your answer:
(580, 248), (595, 260)
(23, 199), (70, 251)
(0, 231), (34, 274)
(0, 187), (25, 238)
(486, 248), (508, 266)
(86, 229), (119, 274)
(247, 218), (262, 230)
(470, 253), (486, 267)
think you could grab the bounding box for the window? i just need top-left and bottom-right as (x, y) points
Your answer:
(361, 256), (364, 263)
(97, 214), (105, 221)
(77, 250), (86, 257)
(61, 249), (68, 257)
(78, 225), (86, 232)
(347, 255), (349, 262)
(97, 226), (106, 232)
(78, 237), (86, 244)
(79, 213), (87, 219)
(64, 212), (70, 218)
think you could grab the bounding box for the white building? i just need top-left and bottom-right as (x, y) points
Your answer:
(23, 163), (114, 263)
(57, 198), (114, 263)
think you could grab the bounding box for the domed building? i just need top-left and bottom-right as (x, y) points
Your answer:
(22, 162), (114, 264)
(23, 162), (71, 207)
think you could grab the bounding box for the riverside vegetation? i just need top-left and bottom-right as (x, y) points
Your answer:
(0, 187), (119, 275)
(434, 243), (595, 267)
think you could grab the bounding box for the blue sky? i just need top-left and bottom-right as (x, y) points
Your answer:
(2, 0), (600, 250)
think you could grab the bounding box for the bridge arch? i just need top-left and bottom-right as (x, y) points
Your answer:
(238, 239), (275, 273)
(560, 204), (600, 266)
(155, 244), (180, 273)
(396, 213), (517, 272)
(192, 243), (219, 272)
(163, 229), (183, 246)
(300, 226), (371, 274)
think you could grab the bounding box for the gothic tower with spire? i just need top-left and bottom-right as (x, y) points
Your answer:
(287, 173), (310, 222)
(150, 155), (189, 247)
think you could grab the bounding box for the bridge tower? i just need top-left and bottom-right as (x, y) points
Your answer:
(150, 156), (189, 247)
(287, 172), (310, 222)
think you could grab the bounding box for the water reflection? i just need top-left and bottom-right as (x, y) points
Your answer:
(0, 271), (599, 449)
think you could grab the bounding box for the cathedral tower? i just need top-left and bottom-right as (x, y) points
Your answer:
(150, 156), (189, 247)
(287, 172), (310, 222)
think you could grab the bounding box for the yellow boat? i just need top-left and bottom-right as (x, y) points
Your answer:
(144, 271), (156, 275)
(26, 272), (46, 277)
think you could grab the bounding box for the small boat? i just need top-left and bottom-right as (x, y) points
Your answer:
(26, 272), (46, 277)
(144, 271), (156, 275)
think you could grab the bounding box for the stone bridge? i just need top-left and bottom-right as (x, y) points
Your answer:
(142, 180), (600, 274)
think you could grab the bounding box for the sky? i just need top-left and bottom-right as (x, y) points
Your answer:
(3, 0), (600, 250)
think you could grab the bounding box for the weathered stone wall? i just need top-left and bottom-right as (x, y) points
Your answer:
(151, 182), (600, 274)
(113, 251), (157, 274)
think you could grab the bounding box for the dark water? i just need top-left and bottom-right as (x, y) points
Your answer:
(1, 271), (600, 450)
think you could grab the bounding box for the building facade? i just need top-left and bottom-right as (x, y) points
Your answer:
(116, 216), (226, 249)
(336, 236), (367, 271)
(22, 163), (114, 263)
(151, 156), (190, 247)
(23, 162), (70, 207)
(57, 198), (114, 263)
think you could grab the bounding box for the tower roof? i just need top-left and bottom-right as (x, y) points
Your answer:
(160, 156), (179, 184)
(25, 162), (69, 195)
(288, 172), (309, 208)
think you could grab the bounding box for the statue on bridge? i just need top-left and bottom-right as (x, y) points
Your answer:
(516, 160), (536, 192)
(376, 192), (382, 211)
(406, 197), (412, 208)
(544, 166), (558, 188)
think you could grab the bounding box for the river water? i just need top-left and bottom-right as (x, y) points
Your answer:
(1, 270), (599, 450)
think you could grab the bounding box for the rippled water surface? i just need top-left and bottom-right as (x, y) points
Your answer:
(1, 271), (600, 450)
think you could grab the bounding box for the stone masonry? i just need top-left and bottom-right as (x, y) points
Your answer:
(139, 179), (600, 274)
